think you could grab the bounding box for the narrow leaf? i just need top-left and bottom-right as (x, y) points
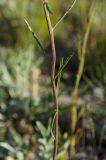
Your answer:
(50, 111), (57, 140)
(54, 54), (73, 81)
(36, 121), (47, 137)
(57, 57), (64, 90)
(0, 142), (15, 152)
(24, 19), (46, 54)
(53, 0), (77, 30)
(79, 81), (92, 94)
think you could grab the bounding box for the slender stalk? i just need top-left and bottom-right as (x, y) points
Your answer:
(24, 19), (46, 54)
(42, 0), (58, 159)
(53, 0), (77, 30)
(70, 0), (95, 156)
(73, 1), (95, 98)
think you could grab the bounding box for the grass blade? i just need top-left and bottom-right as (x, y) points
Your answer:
(57, 57), (64, 90)
(50, 111), (57, 140)
(53, 0), (77, 30)
(24, 19), (46, 54)
(54, 54), (73, 81)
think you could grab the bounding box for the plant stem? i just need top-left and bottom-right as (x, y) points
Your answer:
(53, 0), (77, 30)
(43, 0), (58, 160)
(70, 0), (95, 156)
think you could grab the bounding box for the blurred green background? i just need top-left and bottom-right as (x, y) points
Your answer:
(0, 0), (106, 160)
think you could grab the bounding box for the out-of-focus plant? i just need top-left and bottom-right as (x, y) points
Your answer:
(0, 45), (42, 98)
(36, 120), (54, 160)
(70, 0), (96, 157)
(85, 64), (106, 89)
(0, 45), (43, 159)
(36, 120), (70, 160)
(0, 142), (25, 160)
(0, 45), (43, 119)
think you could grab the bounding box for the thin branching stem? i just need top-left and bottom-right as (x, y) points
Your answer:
(42, 0), (58, 159)
(73, 0), (95, 102)
(70, 0), (95, 156)
(53, 0), (77, 30)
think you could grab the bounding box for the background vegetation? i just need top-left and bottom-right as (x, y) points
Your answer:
(0, 0), (106, 160)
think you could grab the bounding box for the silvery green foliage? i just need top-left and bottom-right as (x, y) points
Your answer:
(0, 46), (42, 98)
(36, 121), (70, 160)
(36, 121), (53, 160)
(0, 142), (24, 160)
